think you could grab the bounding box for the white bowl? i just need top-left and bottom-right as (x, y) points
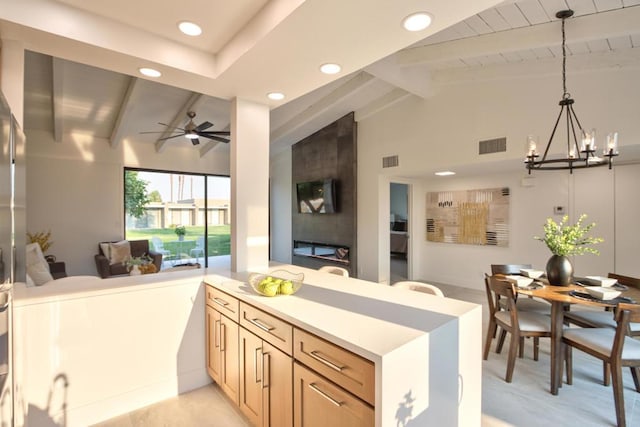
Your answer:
(248, 270), (304, 297)
(520, 269), (544, 279)
(505, 275), (534, 288)
(585, 286), (621, 300)
(585, 276), (617, 288)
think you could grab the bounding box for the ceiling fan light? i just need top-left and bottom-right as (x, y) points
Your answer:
(178, 21), (202, 36)
(185, 132), (199, 139)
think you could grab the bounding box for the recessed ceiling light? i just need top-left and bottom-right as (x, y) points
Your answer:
(267, 92), (285, 101)
(178, 21), (202, 36)
(320, 63), (341, 74)
(435, 171), (456, 176)
(402, 12), (433, 32)
(138, 67), (161, 78)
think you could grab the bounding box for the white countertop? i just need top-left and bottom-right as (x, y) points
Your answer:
(203, 266), (478, 363)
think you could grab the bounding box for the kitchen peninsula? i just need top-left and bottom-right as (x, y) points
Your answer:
(12, 265), (480, 427)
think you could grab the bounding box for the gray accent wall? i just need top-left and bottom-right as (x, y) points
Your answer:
(291, 113), (357, 276)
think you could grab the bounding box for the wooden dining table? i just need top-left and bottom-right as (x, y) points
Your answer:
(515, 278), (640, 395)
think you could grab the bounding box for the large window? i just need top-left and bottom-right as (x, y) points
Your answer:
(124, 168), (230, 269)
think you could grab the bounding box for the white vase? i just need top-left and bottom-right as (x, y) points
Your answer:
(130, 264), (141, 276)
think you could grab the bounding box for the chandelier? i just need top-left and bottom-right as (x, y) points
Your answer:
(524, 10), (619, 174)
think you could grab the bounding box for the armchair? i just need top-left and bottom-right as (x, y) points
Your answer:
(95, 239), (162, 278)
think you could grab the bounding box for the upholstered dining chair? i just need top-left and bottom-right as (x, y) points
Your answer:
(391, 281), (444, 297)
(484, 275), (555, 382)
(563, 273), (640, 387)
(564, 273), (640, 336)
(490, 264), (551, 314)
(317, 265), (349, 277)
(563, 303), (640, 427)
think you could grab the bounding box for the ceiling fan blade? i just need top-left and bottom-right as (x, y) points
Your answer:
(200, 134), (230, 143)
(191, 138), (200, 146)
(158, 133), (187, 141)
(158, 122), (186, 131)
(199, 130), (231, 136)
(195, 121), (213, 132)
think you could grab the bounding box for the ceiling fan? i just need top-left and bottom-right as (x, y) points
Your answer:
(140, 111), (231, 146)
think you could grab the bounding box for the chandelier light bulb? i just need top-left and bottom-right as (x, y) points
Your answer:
(606, 132), (619, 154)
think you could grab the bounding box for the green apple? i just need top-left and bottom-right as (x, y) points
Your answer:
(261, 282), (279, 297)
(279, 280), (294, 295)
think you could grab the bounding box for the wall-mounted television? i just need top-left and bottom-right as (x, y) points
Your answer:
(296, 179), (337, 214)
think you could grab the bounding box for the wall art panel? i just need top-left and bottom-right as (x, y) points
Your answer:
(426, 187), (509, 246)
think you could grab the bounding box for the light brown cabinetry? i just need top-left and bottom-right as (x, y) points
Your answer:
(205, 291), (240, 404)
(293, 329), (375, 406)
(239, 328), (293, 427)
(293, 363), (374, 427)
(205, 284), (374, 427)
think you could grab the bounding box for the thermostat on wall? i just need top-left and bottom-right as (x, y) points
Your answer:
(554, 206), (566, 215)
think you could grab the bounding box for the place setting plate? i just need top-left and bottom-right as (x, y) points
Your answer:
(569, 290), (636, 306)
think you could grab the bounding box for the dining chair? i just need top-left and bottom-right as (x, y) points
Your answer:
(563, 303), (640, 427)
(483, 275), (554, 382)
(317, 265), (349, 277)
(490, 264), (551, 314)
(391, 281), (444, 297)
(564, 273), (640, 336)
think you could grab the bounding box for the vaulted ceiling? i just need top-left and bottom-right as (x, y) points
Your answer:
(4, 0), (640, 157)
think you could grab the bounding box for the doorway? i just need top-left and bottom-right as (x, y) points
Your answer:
(390, 182), (409, 283)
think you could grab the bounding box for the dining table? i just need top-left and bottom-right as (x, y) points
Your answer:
(512, 277), (640, 395)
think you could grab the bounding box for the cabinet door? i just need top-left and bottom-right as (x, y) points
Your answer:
(293, 363), (374, 427)
(239, 328), (263, 426)
(220, 313), (240, 404)
(206, 305), (221, 383)
(263, 341), (293, 427)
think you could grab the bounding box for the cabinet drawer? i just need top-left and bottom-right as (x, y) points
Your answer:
(206, 285), (239, 322)
(293, 362), (374, 427)
(240, 302), (293, 356)
(294, 328), (374, 405)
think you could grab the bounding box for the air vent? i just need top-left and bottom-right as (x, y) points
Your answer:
(382, 155), (399, 168)
(479, 137), (506, 155)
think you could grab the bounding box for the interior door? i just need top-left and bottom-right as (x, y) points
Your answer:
(389, 182), (409, 283)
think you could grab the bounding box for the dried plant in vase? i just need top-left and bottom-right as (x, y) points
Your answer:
(27, 230), (54, 253)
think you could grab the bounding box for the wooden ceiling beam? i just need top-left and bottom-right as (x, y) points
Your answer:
(270, 71), (376, 142)
(109, 76), (139, 148)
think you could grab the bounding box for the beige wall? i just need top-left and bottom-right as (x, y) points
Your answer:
(350, 65), (640, 287)
(26, 129), (230, 276)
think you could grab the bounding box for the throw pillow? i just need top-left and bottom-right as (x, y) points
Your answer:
(99, 242), (111, 260)
(109, 240), (131, 265)
(25, 242), (54, 285)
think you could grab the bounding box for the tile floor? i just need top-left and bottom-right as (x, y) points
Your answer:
(93, 282), (640, 427)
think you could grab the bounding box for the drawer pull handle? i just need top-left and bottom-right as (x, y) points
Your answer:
(309, 350), (345, 372)
(249, 318), (275, 333)
(212, 297), (229, 307)
(308, 383), (342, 407)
